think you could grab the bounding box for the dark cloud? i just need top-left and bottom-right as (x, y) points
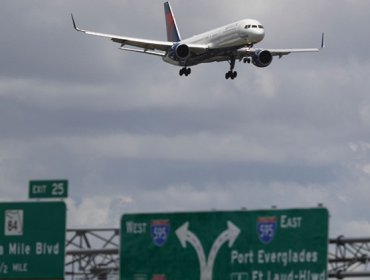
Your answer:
(1, 0), (370, 239)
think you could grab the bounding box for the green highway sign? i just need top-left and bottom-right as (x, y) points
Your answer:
(0, 202), (66, 279)
(29, 180), (68, 199)
(121, 208), (329, 280)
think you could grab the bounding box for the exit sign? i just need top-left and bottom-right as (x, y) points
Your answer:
(29, 180), (68, 199)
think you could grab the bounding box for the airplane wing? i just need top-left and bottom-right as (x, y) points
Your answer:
(71, 14), (208, 57)
(71, 14), (171, 56)
(238, 33), (325, 59)
(268, 48), (320, 58)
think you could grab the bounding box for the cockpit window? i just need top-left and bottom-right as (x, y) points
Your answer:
(245, 24), (263, 29)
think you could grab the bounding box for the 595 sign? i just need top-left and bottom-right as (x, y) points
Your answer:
(29, 180), (68, 199)
(257, 217), (277, 245)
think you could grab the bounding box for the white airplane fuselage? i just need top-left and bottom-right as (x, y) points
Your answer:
(163, 19), (265, 66)
(72, 1), (323, 80)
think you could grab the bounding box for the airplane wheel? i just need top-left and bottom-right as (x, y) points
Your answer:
(226, 71), (237, 80)
(180, 67), (191, 77)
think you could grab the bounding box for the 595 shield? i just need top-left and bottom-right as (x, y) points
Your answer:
(257, 216), (277, 244)
(151, 220), (170, 247)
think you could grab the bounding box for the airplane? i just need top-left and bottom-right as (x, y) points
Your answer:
(71, 2), (324, 80)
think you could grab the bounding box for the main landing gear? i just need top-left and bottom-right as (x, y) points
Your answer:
(225, 57), (237, 80)
(243, 57), (251, 64)
(179, 67), (191, 76)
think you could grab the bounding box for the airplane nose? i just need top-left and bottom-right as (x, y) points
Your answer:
(259, 29), (265, 40)
(250, 29), (264, 43)
(240, 24), (265, 44)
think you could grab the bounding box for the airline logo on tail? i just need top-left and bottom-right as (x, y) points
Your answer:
(164, 2), (181, 42)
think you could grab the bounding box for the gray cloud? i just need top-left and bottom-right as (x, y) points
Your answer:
(1, 0), (370, 243)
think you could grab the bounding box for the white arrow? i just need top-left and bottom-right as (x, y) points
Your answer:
(176, 221), (241, 280)
(205, 221), (240, 279)
(176, 222), (207, 279)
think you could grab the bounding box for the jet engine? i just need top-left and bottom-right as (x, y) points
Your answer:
(170, 43), (190, 60)
(252, 49), (273, 68)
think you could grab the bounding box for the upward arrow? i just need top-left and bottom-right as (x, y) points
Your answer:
(205, 221), (241, 279)
(176, 222), (207, 279)
(176, 221), (241, 280)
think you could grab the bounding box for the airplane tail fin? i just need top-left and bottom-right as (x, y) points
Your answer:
(164, 2), (181, 42)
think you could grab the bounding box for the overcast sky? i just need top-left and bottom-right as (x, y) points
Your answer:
(1, 0), (370, 240)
